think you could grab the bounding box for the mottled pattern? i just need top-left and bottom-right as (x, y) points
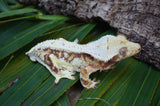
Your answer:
(32, 48), (119, 88)
(26, 35), (141, 89)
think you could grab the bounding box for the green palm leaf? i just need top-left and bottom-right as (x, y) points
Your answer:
(0, 1), (159, 106)
(0, 19), (67, 60)
(76, 59), (160, 106)
(51, 93), (71, 106)
(0, 0), (9, 12)
(0, 8), (38, 18)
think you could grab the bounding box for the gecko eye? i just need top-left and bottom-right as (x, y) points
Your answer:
(119, 47), (127, 56)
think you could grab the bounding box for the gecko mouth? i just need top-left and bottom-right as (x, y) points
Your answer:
(126, 43), (141, 58)
(133, 44), (141, 55)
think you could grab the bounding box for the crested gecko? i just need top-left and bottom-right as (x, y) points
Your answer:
(26, 35), (141, 89)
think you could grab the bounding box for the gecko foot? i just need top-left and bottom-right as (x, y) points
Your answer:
(80, 78), (100, 89)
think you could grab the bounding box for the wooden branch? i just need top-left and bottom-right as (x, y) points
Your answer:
(18, 0), (160, 70)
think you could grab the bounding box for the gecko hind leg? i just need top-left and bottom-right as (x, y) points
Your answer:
(80, 66), (100, 89)
(54, 71), (76, 84)
(51, 67), (76, 84)
(58, 68), (77, 80)
(49, 54), (76, 84)
(53, 68), (76, 84)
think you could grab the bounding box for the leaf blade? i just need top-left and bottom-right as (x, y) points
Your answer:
(51, 93), (71, 106)
(0, 19), (67, 60)
(132, 67), (160, 105)
(0, 0), (10, 12)
(0, 8), (38, 18)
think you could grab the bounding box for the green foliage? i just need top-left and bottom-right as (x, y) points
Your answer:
(0, 0), (10, 12)
(0, 1), (159, 106)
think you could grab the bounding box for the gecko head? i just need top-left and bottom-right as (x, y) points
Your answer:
(106, 35), (141, 62)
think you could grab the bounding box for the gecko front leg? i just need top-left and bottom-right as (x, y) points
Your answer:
(80, 66), (100, 89)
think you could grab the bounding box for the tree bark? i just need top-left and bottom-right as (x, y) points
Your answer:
(18, 0), (160, 70)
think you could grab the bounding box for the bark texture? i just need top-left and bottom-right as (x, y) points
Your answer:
(18, 0), (160, 70)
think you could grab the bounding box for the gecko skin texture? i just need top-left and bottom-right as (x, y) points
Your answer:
(26, 35), (141, 89)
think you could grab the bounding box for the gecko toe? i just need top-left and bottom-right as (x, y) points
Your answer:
(96, 80), (100, 84)
(93, 78), (96, 81)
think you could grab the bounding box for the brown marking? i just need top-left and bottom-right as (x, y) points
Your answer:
(83, 54), (88, 60)
(111, 55), (120, 62)
(45, 49), (101, 70)
(68, 53), (75, 63)
(80, 69), (89, 79)
(52, 50), (59, 59)
(68, 53), (83, 63)
(74, 53), (81, 58)
(48, 48), (52, 53)
(43, 48), (53, 54)
(82, 54), (87, 61)
(43, 48), (48, 51)
(84, 55), (90, 63)
(50, 64), (58, 73)
(63, 52), (69, 62)
(102, 55), (119, 68)
(47, 50), (96, 65)
(102, 62), (112, 69)
(88, 64), (100, 70)
(44, 54), (51, 65)
(80, 78), (92, 87)
(80, 78), (89, 85)
(80, 54), (91, 62)
(53, 67), (58, 73)
(99, 61), (104, 65)
(80, 54), (85, 60)
(44, 54), (58, 73)
(107, 46), (109, 50)
(81, 69), (88, 74)
(61, 51), (64, 58)
(86, 54), (94, 61)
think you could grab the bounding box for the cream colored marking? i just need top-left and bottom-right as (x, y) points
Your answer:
(49, 54), (59, 68)
(64, 52), (69, 58)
